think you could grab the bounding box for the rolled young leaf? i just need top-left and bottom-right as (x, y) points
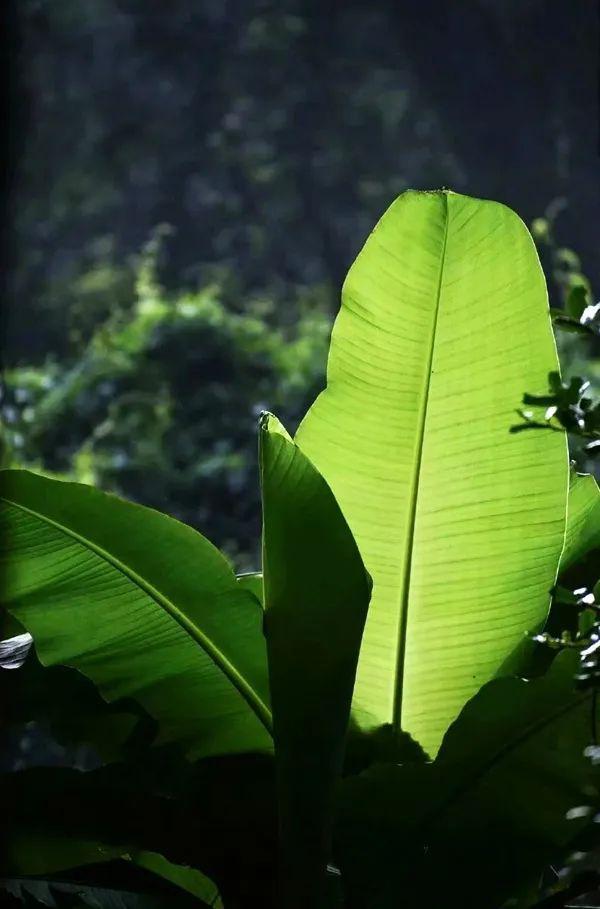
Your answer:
(0, 469), (272, 759)
(260, 413), (371, 908)
(296, 189), (569, 754)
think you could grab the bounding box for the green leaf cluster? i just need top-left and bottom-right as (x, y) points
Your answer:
(2, 190), (599, 909)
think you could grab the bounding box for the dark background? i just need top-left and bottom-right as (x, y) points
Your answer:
(3, 0), (600, 567)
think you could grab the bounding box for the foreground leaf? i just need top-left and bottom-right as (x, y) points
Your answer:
(260, 413), (371, 908)
(296, 189), (569, 753)
(336, 651), (596, 908)
(0, 469), (272, 759)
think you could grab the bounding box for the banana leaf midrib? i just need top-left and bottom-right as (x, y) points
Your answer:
(393, 190), (450, 731)
(0, 492), (273, 733)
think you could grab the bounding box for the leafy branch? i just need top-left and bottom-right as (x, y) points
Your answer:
(512, 370), (600, 453)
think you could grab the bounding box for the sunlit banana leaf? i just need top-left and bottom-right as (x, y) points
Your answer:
(0, 469), (272, 759)
(296, 189), (569, 753)
(260, 413), (371, 908)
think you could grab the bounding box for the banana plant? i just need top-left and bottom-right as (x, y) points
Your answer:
(2, 190), (599, 909)
(0, 420), (371, 908)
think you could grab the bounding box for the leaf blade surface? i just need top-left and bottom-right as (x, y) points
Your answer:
(0, 469), (272, 758)
(296, 190), (569, 752)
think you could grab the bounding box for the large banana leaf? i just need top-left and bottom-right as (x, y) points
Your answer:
(296, 189), (569, 753)
(260, 413), (371, 908)
(0, 469), (272, 758)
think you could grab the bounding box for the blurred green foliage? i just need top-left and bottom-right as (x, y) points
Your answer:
(2, 233), (330, 569)
(8, 1), (598, 362)
(530, 205), (599, 474)
(531, 207), (600, 388)
(8, 0), (461, 363)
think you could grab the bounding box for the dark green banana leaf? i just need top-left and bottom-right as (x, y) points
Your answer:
(0, 469), (272, 760)
(335, 650), (597, 909)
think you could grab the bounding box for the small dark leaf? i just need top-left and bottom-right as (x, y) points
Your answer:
(551, 316), (594, 337)
(523, 393), (559, 407)
(510, 420), (550, 434)
(566, 286), (590, 321)
(344, 722), (429, 776)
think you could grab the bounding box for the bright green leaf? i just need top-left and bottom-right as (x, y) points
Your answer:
(296, 189), (569, 754)
(260, 412), (371, 908)
(0, 469), (272, 759)
(559, 471), (600, 573)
